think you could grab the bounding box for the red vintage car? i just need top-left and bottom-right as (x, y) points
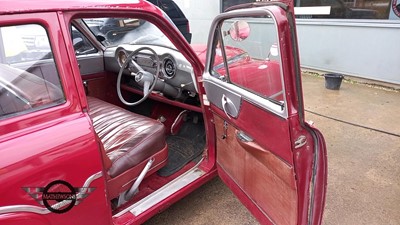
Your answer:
(0, 0), (327, 225)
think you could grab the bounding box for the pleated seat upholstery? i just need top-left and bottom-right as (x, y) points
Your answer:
(87, 96), (168, 198)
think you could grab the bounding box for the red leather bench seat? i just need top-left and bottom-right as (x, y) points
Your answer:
(87, 97), (168, 198)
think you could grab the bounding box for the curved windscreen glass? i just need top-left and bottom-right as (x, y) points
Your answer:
(83, 18), (176, 49)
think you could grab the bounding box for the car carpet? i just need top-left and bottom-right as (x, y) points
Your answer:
(157, 116), (205, 177)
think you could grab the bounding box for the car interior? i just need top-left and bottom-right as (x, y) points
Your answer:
(71, 17), (207, 212)
(0, 15), (206, 215)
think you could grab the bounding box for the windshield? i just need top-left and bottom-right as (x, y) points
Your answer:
(83, 18), (176, 49)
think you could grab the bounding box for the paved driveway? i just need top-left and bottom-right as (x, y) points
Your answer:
(145, 74), (400, 225)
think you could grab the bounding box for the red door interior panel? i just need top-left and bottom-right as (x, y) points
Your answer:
(214, 115), (298, 225)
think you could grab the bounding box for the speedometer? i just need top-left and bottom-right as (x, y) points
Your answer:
(162, 57), (176, 79)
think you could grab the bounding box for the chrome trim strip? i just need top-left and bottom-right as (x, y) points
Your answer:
(0, 205), (50, 215)
(82, 171), (103, 189)
(0, 171), (103, 215)
(203, 76), (287, 118)
(114, 158), (205, 217)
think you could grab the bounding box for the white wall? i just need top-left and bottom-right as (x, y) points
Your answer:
(174, 1), (400, 84)
(174, 0), (220, 44)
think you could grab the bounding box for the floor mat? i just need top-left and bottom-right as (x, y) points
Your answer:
(158, 120), (205, 177)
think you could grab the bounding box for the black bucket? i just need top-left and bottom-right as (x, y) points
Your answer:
(324, 73), (344, 90)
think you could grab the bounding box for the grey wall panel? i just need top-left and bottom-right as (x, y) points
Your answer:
(296, 20), (400, 84)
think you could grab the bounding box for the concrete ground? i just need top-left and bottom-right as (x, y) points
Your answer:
(145, 74), (400, 225)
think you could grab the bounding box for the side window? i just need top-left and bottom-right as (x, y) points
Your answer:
(0, 24), (65, 119)
(211, 16), (285, 104)
(71, 25), (97, 56)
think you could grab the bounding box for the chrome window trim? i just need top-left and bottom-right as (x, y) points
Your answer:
(204, 6), (289, 119)
(203, 73), (287, 118)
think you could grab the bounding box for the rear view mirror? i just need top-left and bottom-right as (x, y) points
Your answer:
(120, 18), (140, 27)
(229, 20), (250, 41)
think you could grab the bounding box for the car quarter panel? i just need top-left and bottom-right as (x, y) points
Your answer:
(0, 114), (111, 225)
(0, 12), (112, 225)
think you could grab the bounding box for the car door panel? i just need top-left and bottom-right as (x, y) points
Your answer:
(208, 94), (294, 164)
(214, 115), (297, 225)
(203, 3), (327, 225)
(0, 212), (51, 225)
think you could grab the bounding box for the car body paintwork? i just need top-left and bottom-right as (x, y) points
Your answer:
(0, 0), (327, 224)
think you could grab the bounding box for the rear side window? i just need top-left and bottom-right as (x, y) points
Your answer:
(0, 24), (65, 119)
(72, 25), (97, 56)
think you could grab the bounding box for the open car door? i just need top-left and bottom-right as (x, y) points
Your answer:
(202, 2), (327, 225)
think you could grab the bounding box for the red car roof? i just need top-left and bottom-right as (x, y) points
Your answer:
(0, 0), (159, 15)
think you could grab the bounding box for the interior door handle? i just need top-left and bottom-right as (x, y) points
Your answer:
(235, 131), (269, 154)
(221, 94), (238, 119)
(236, 131), (253, 142)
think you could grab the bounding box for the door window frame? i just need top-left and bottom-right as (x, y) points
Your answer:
(204, 7), (289, 118)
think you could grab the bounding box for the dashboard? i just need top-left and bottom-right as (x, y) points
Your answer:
(104, 44), (197, 99)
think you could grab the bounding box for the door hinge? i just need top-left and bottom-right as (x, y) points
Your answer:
(294, 135), (307, 149)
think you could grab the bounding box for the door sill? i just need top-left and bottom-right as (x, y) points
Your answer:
(114, 158), (206, 217)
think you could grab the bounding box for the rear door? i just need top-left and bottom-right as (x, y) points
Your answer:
(0, 13), (111, 225)
(202, 3), (327, 225)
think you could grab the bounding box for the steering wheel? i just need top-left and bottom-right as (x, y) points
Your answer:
(117, 47), (160, 106)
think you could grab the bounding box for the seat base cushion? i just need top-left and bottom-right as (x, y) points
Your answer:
(87, 96), (167, 178)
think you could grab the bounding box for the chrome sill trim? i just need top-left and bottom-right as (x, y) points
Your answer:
(0, 205), (50, 215)
(114, 158), (205, 217)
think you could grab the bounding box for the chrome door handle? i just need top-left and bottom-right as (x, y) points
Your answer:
(221, 94), (238, 119)
(236, 131), (253, 142)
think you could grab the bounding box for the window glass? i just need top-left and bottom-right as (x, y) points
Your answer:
(83, 18), (175, 49)
(297, 0), (390, 19)
(0, 24), (65, 119)
(222, 0), (395, 20)
(71, 26), (97, 56)
(211, 16), (285, 105)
